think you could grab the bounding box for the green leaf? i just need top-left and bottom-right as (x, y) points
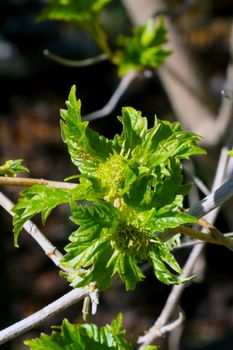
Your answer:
(0, 159), (29, 177)
(117, 18), (171, 76)
(38, 0), (113, 25)
(24, 315), (134, 350)
(60, 85), (114, 175)
(13, 185), (73, 246)
(116, 254), (145, 290)
(141, 347), (159, 350)
(118, 107), (148, 154)
(62, 201), (118, 290)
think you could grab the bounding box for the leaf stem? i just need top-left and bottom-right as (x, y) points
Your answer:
(43, 49), (108, 67)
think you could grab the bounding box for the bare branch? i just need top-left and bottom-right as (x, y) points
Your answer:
(183, 163), (210, 196)
(138, 310), (185, 346)
(43, 49), (108, 67)
(83, 70), (138, 121)
(0, 176), (76, 189)
(174, 232), (233, 250)
(0, 191), (72, 273)
(0, 287), (89, 345)
(153, 0), (198, 18)
(187, 174), (233, 219)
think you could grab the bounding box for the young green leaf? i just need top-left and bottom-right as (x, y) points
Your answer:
(38, 0), (113, 25)
(24, 314), (134, 350)
(116, 18), (171, 76)
(0, 159), (29, 177)
(13, 185), (73, 246)
(61, 85), (114, 175)
(38, 0), (113, 54)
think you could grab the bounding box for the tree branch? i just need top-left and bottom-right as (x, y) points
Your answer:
(0, 176), (76, 189)
(0, 287), (89, 345)
(83, 70), (138, 121)
(43, 49), (108, 67)
(138, 310), (185, 346)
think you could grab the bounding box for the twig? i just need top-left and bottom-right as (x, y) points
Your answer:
(0, 191), (72, 273)
(186, 174), (233, 219)
(183, 163), (210, 196)
(43, 49), (108, 67)
(198, 218), (233, 251)
(0, 176), (76, 189)
(0, 287), (89, 345)
(153, 0), (198, 19)
(83, 70), (138, 121)
(174, 232), (233, 250)
(138, 311), (185, 346)
(171, 226), (226, 246)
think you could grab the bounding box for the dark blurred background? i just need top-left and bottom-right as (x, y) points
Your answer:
(0, 1), (233, 349)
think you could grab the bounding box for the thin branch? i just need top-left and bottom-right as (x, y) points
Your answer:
(0, 191), (72, 273)
(171, 226), (224, 246)
(43, 49), (108, 67)
(83, 70), (138, 121)
(174, 232), (233, 250)
(153, 0), (198, 19)
(0, 176), (76, 189)
(186, 174), (233, 219)
(198, 218), (233, 251)
(138, 311), (185, 346)
(0, 287), (89, 345)
(183, 163), (210, 196)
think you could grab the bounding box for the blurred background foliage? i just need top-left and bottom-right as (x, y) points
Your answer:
(0, 1), (233, 349)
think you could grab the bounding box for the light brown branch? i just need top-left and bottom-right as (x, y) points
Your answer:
(0, 176), (77, 189)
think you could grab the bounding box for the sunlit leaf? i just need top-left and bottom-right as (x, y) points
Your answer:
(25, 314), (133, 350)
(0, 159), (29, 177)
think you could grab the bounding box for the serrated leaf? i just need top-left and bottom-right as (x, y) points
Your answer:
(144, 206), (197, 233)
(117, 18), (171, 76)
(62, 201), (118, 290)
(116, 254), (145, 290)
(149, 248), (181, 285)
(25, 314), (133, 350)
(0, 159), (29, 177)
(13, 185), (74, 246)
(118, 107), (148, 154)
(61, 85), (114, 175)
(38, 0), (113, 25)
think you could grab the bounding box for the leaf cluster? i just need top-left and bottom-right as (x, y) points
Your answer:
(0, 159), (29, 177)
(59, 86), (204, 290)
(12, 86), (205, 291)
(38, 0), (112, 26)
(25, 314), (157, 350)
(116, 18), (171, 76)
(38, 1), (170, 76)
